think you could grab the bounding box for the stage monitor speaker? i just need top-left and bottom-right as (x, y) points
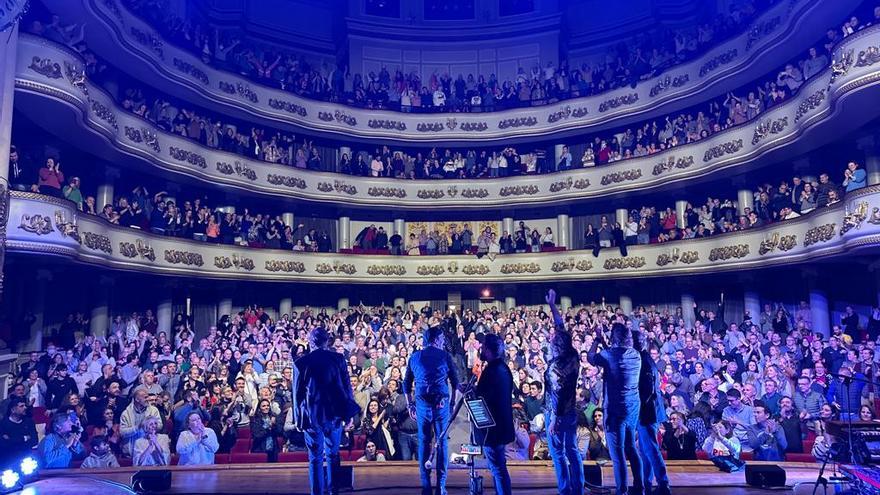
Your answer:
(333, 465), (354, 492)
(584, 464), (603, 487)
(745, 464), (786, 487)
(131, 469), (172, 493)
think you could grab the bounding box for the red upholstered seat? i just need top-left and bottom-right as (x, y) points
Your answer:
(740, 451), (754, 461)
(237, 427), (251, 439)
(528, 434), (536, 459)
(696, 451), (709, 460)
(352, 434), (366, 450)
(231, 438), (252, 453)
(229, 452), (268, 464)
(118, 458), (133, 467)
(32, 407), (49, 425)
(787, 453), (816, 462)
(344, 450), (363, 461)
(214, 454), (231, 464)
(170, 454), (179, 465)
(278, 451), (310, 463)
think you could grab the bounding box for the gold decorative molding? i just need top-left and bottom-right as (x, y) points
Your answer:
(119, 240), (156, 261)
(18, 214), (53, 235)
(751, 116), (789, 145)
(461, 264), (490, 275)
(656, 248), (700, 266)
(804, 223), (836, 247)
(415, 265), (444, 276)
(317, 180), (357, 195)
(600, 169), (642, 186)
(841, 201), (869, 236)
(652, 155), (695, 176)
(549, 177), (591, 193)
(758, 233), (797, 255)
(795, 89), (826, 123)
(264, 259), (305, 273)
(868, 207), (880, 225)
(703, 139), (744, 162)
(708, 244), (750, 261)
(54, 210), (80, 243)
(83, 232), (112, 253)
(500, 262), (541, 274)
(215, 254), (255, 271)
(368, 264), (407, 276)
(163, 249), (203, 266)
(367, 186), (407, 198)
(604, 256), (647, 270)
(28, 55), (62, 79)
(316, 261), (357, 275)
(266, 173), (306, 189)
(499, 185), (540, 197)
(550, 258), (593, 272)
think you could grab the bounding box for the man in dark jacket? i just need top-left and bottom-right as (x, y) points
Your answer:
(633, 329), (670, 495)
(545, 289), (584, 495)
(293, 327), (360, 495)
(474, 334), (514, 495)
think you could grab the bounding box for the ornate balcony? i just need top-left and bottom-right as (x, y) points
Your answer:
(7, 186), (880, 283)
(38, 0), (861, 143)
(14, 27), (880, 210)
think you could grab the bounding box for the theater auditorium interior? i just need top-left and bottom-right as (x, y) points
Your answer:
(2, 0), (880, 493)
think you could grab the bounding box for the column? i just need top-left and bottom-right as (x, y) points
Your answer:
(89, 276), (113, 340)
(675, 200), (688, 229)
(218, 297), (233, 319)
(393, 219), (405, 237)
(744, 291), (761, 325)
(338, 297), (350, 312)
(393, 297), (405, 309)
(0, 25), (16, 301)
(282, 212), (295, 228)
(157, 297), (172, 334)
(502, 217), (514, 236)
(553, 144), (565, 169)
(504, 296), (516, 311)
(97, 183), (114, 210)
(338, 216), (351, 250)
(681, 292), (695, 329)
(615, 208), (628, 228)
(560, 295), (572, 311)
(737, 189), (754, 216)
(619, 294), (633, 315)
(810, 289), (831, 338)
(24, 270), (52, 352)
(556, 214), (570, 249)
(857, 135), (880, 186)
(279, 297), (292, 318)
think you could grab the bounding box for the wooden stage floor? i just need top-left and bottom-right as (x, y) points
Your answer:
(26, 460), (830, 494)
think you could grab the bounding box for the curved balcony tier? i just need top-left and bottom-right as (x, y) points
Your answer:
(38, 0), (860, 144)
(8, 186), (880, 283)
(14, 28), (880, 211)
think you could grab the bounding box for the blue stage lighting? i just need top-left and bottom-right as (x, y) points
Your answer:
(19, 457), (37, 476)
(1, 470), (19, 490)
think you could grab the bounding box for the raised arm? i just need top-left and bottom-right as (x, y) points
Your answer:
(546, 289), (563, 326)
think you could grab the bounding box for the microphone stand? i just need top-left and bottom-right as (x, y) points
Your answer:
(425, 374), (477, 475)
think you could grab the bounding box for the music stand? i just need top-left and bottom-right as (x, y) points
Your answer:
(465, 398), (496, 429)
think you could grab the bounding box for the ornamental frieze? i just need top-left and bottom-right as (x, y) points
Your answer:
(703, 139), (743, 163)
(54, 210), (79, 243)
(129, 26), (164, 59)
(795, 89), (826, 123)
(830, 49), (855, 85)
(214, 254), (255, 271)
(549, 177), (591, 193)
(173, 57), (209, 85)
(317, 110), (356, 126)
(498, 117), (538, 129)
(267, 97), (308, 116)
(598, 93), (639, 113)
(416, 122), (444, 133)
(367, 187), (407, 198)
(649, 74), (690, 98)
(656, 249), (699, 266)
(124, 126), (160, 153)
(119, 240), (155, 261)
(216, 161), (256, 180)
(164, 249), (204, 266)
(369, 265), (407, 276)
(603, 257), (646, 270)
(855, 46), (880, 68)
(264, 260), (305, 273)
(415, 265), (443, 276)
(841, 201), (869, 236)
(752, 116), (789, 145)
(699, 49), (738, 77)
(90, 99), (118, 129)
(316, 261), (357, 275)
(652, 155), (695, 176)
(551, 258), (593, 272)
(18, 214), (53, 235)
(600, 169), (642, 186)
(707, 244), (750, 261)
(746, 16), (782, 51)
(82, 232), (112, 253)
(417, 189), (444, 199)
(169, 146), (207, 169)
(317, 180), (357, 195)
(461, 188), (490, 198)
(500, 262), (541, 274)
(869, 207), (880, 225)
(462, 264), (490, 275)
(758, 233), (798, 255)
(28, 56), (62, 79)
(266, 173), (307, 189)
(63, 61), (88, 95)
(499, 185), (539, 197)
(367, 119), (406, 131)
(804, 223), (836, 247)
(218, 81), (258, 103)
(460, 122), (489, 132)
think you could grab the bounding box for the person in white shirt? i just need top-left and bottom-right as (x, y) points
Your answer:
(433, 89), (446, 107)
(120, 389), (163, 456)
(72, 361), (95, 396)
(133, 416), (171, 466)
(176, 411), (220, 465)
(541, 228), (555, 248)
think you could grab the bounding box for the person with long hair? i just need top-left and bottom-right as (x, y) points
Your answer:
(251, 399), (281, 462)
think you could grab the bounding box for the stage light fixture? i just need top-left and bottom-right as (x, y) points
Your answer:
(19, 457), (37, 476)
(1, 469), (20, 490)
(481, 288), (491, 298)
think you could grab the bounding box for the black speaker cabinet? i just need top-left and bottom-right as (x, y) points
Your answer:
(333, 464), (355, 492)
(131, 469), (172, 493)
(745, 464), (786, 487)
(583, 464), (603, 487)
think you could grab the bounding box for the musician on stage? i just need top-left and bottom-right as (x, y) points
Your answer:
(545, 289), (584, 495)
(589, 322), (643, 495)
(633, 329), (671, 495)
(404, 324), (460, 495)
(293, 327), (361, 495)
(474, 333), (515, 495)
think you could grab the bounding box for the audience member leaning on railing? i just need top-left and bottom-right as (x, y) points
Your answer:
(21, 6), (875, 180)
(106, 0), (779, 113)
(5, 292), (880, 469)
